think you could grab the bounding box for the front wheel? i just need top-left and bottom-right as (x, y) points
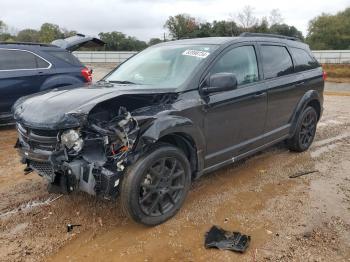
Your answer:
(287, 106), (318, 152)
(120, 143), (191, 226)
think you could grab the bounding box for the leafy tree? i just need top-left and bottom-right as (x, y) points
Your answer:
(270, 23), (303, 39)
(211, 20), (239, 36)
(0, 33), (14, 41)
(17, 29), (40, 42)
(39, 23), (63, 43)
(306, 7), (350, 50)
(164, 14), (199, 39)
(148, 38), (162, 46)
(252, 18), (270, 33)
(98, 31), (147, 51)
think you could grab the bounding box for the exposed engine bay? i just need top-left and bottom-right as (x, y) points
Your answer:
(15, 92), (179, 199)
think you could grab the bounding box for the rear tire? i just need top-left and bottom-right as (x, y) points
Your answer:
(120, 143), (191, 226)
(287, 106), (318, 152)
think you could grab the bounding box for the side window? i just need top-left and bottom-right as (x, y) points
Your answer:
(290, 47), (319, 72)
(0, 49), (48, 70)
(210, 45), (259, 85)
(260, 45), (293, 79)
(36, 56), (50, 68)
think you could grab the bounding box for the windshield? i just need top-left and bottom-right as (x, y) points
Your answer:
(105, 44), (218, 89)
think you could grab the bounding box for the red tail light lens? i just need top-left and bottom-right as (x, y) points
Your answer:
(322, 70), (327, 81)
(81, 68), (92, 82)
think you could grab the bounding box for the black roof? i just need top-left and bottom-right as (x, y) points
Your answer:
(158, 33), (308, 49)
(0, 42), (62, 51)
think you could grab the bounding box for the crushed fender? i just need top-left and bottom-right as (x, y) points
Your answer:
(204, 225), (251, 253)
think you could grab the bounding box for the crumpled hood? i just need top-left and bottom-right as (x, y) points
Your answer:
(13, 83), (176, 129)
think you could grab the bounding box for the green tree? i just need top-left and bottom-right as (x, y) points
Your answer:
(252, 17), (270, 33)
(270, 23), (303, 39)
(306, 7), (350, 50)
(211, 20), (236, 36)
(17, 29), (40, 42)
(148, 38), (162, 46)
(164, 14), (199, 39)
(98, 31), (147, 51)
(39, 23), (63, 43)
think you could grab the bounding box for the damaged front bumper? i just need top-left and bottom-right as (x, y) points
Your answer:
(17, 142), (123, 199)
(15, 107), (140, 199)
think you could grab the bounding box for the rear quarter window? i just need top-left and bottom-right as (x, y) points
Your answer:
(290, 47), (320, 72)
(260, 45), (294, 79)
(0, 49), (49, 70)
(45, 50), (82, 66)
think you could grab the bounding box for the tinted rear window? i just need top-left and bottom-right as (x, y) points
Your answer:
(290, 47), (319, 72)
(0, 49), (49, 70)
(45, 50), (82, 66)
(261, 45), (294, 79)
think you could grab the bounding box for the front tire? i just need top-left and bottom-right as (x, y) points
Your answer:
(120, 143), (191, 226)
(287, 106), (318, 152)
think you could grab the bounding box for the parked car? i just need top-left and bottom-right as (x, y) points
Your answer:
(0, 34), (104, 125)
(13, 33), (325, 226)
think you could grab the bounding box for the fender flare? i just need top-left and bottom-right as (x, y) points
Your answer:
(289, 90), (322, 137)
(136, 115), (206, 173)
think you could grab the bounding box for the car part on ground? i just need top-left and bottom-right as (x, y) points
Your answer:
(67, 224), (82, 232)
(205, 225), (251, 253)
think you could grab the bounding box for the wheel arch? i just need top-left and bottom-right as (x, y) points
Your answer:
(158, 132), (198, 178)
(289, 90), (323, 137)
(136, 115), (206, 178)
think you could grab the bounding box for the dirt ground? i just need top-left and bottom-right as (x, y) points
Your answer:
(1, 80), (350, 261)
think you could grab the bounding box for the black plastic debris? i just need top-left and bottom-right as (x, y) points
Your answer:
(205, 225), (251, 253)
(67, 224), (81, 232)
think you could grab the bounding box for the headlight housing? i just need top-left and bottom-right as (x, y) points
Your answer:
(61, 129), (84, 152)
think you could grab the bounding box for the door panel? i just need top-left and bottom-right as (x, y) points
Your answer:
(204, 84), (267, 167)
(264, 73), (305, 132)
(202, 44), (267, 168)
(258, 43), (301, 134)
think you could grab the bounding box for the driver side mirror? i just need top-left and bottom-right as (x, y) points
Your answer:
(201, 73), (237, 95)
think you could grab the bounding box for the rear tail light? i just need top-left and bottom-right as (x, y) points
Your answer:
(81, 68), (92, 82)
(322, 70), (327, 81)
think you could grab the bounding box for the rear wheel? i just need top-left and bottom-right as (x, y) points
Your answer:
(120, 144), (191, 226)
(287, 106), (318, 152)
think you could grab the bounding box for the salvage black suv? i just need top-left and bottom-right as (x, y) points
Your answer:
(14, 33), (325, 226)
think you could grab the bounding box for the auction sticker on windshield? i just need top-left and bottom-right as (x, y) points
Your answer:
(182, 49), (210, 58)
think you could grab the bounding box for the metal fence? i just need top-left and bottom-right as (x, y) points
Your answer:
(73, 50), (350, 64)
(73, 51), (137, 64)
(312, 50), (350, 64)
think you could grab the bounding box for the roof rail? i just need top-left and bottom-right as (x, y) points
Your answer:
(239, 32), (301, 42)
(0, 41), (55, 47)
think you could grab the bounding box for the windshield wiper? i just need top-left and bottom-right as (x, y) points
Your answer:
(108, 80), (138, 85)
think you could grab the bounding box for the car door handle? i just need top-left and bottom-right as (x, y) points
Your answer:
(295, 81), (305, 87)
(254, 92), (266, 98)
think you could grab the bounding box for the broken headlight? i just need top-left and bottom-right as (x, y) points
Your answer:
(61, 129), (84, 152)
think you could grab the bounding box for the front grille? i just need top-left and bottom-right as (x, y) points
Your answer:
(17, 123), (60, 151)
(30, 160), (56, 182)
